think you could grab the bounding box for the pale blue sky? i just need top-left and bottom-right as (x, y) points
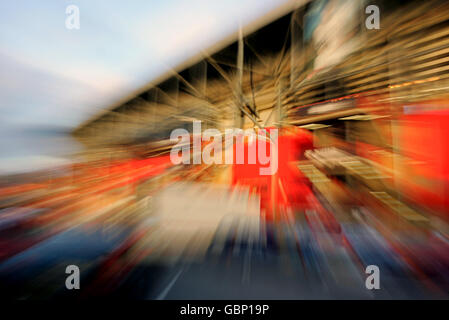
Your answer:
(0, 0), (291, 172)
